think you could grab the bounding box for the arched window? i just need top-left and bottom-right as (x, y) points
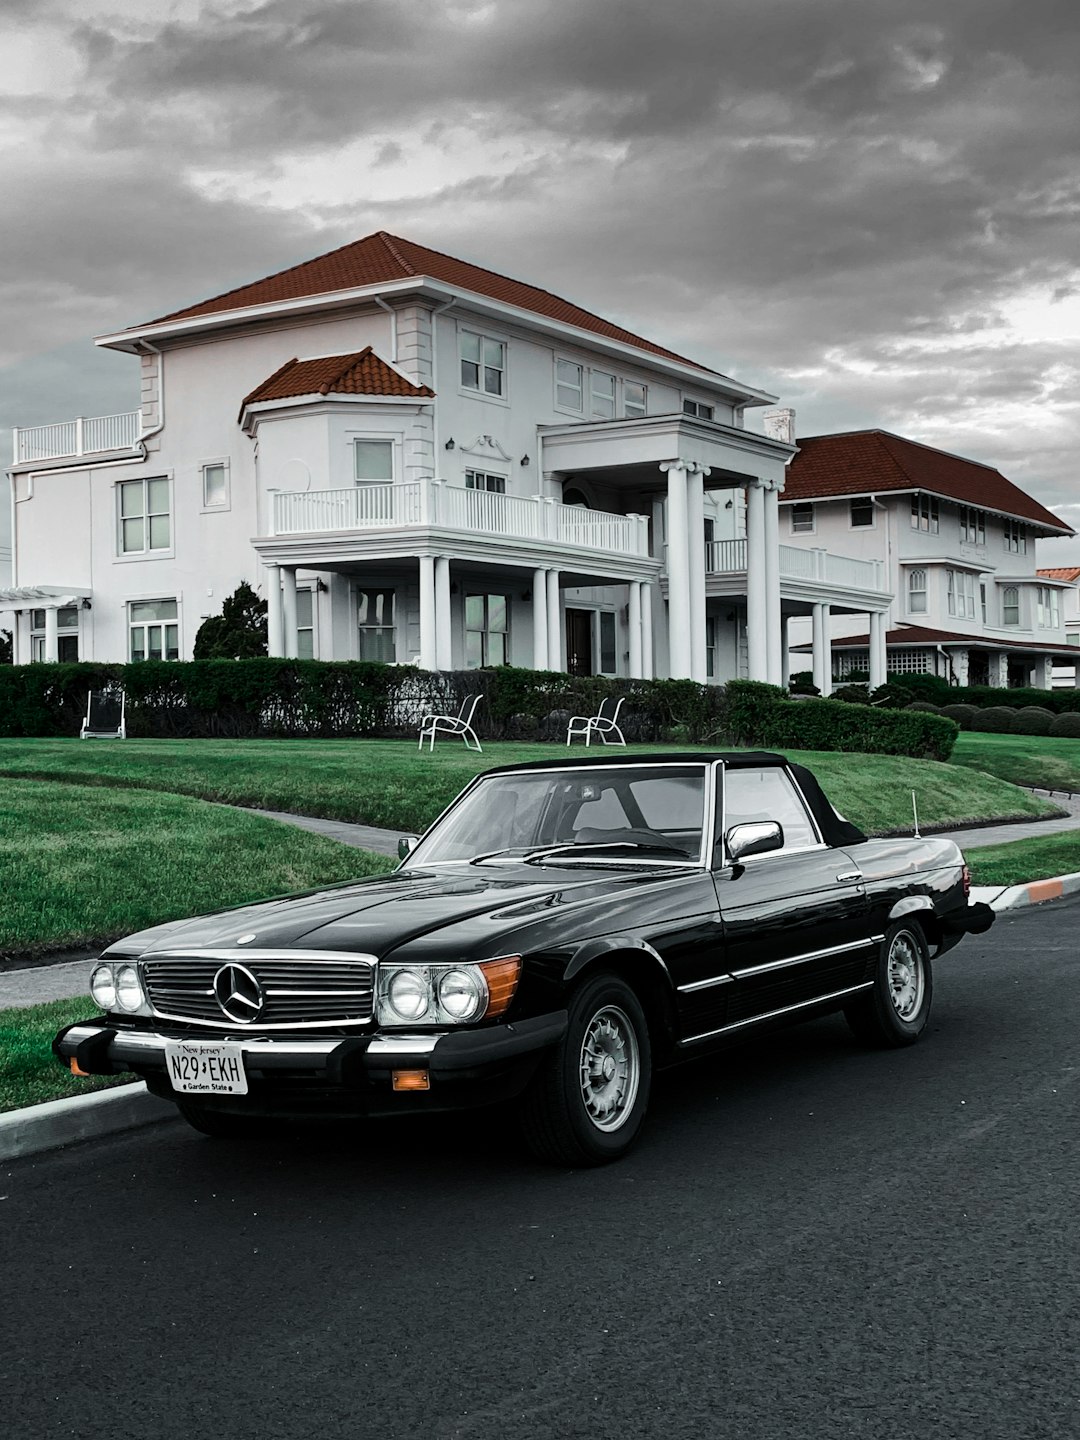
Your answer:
(562, 487), (590, 508)
(1002, 586), (1019, 626)
(907, 569), (927, 614)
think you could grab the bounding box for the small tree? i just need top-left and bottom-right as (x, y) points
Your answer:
(193, 581), (268, 659)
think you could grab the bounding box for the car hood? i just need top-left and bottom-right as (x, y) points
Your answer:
(104, 863), (699, 961)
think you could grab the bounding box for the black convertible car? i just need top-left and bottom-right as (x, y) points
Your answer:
(55, 752), (993, 1165)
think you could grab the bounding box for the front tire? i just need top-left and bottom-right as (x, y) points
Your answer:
(519, 973), (652, 1166)
(845, 921), (933, 1047)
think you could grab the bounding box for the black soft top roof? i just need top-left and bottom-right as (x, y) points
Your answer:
(482, 751), (867, 849)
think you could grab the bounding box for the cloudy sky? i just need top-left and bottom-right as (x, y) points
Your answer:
(3, 0), (1080, 561)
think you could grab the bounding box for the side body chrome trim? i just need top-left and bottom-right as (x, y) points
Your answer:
(679, 980), (875, 1046)
(678, 973), (735, 995)
(677, 935), (883, 993)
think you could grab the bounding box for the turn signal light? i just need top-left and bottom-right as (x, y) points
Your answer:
(480, 956), (523, 1019)
(69, 1057), (90, 1078)
(393, 1069), (430, 1092)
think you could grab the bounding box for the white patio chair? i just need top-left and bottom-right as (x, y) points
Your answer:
(566, 695), (626, 747)
(418, 693), (483, 753)
(80, 689), (126, 740)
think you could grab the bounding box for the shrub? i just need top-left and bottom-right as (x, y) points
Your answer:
(193, 582), (268, 660)
(896, 674), (954, 704)
(941, 703), (979, 729)
(725, 682), (956, 760)
(904, 701), (941, 713)
(1050, 712), (1080, 738)
(970, 706), (1018, 733)
(1011, 706), (1055, 735)
(832, 683), (871, 704)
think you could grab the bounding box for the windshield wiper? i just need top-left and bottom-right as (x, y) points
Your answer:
(522, 841), (693, 864)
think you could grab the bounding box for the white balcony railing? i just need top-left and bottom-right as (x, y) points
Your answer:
(13, 411), (142, 464)
(271, 480), (651, 558)
(705, 539), (885, 592)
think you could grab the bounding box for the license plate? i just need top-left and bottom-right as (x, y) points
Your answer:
(164, 1041), (248, 1095)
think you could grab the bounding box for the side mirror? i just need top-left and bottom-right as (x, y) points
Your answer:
(397, 835), (419, 861)
(726, 821), (784, 863)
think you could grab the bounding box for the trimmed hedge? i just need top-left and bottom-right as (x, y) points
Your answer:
(941, 703), (979, 729)
(0, 661), (959, 759)
(970, 706), (1018, 733)
(1050, 712), (1080, 738)
(1011, 707), (1055, 735)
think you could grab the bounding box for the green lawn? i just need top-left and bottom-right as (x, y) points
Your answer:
(0, 737), (1058, 838)
(1, 778), (394, 954)
(0, 997), (136, 1113)
(953, 732), (1080, 794)
(965, 832), (1080, 888)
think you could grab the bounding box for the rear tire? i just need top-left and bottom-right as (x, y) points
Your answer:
(845, 921), (933, 1048)
(519, 972), (652, 1166)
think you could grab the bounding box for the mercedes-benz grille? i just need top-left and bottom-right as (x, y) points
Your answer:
(141, 953), (376, 1029)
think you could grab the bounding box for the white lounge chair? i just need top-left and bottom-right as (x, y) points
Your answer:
(566, 695), (626, 747)
(81, 689), (126, 740)
(418, 693), (483, 753)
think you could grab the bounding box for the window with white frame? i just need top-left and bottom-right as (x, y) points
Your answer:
(119, 477), (170, 554)
(790, 503), (814, 534)
(1003, 519), (1027, 554)
(202, 461), (229, 508)
(555, 359), (583, 411)
(706, 617), (717, 679)
(128, 599), (178, 661)
(357, 589), (395, 661)
(296, 588), (315, 659)
(29, 606), (79, 663)
(465, 593), (509, 667)
(354, 439), (394, 483)
(590, 370), (616, 419)
(623, 381), (647, 418)
(889, 649), (933, 674)
(1002, 585), (1020, 626)
(911, 493), (939, 533)
(850, 497), (874, 527)
(464, 469), (506, 494)
(980, 582), (987, 624)
(598, 612), (617, 675)
(1037, 586), (1061, 629)
(682, 399), (714, 420)
(460, 330), (505, 397)
(947, 568), (976, 619)
(907, 568), (928, 614)
(959, 505), (985, 544)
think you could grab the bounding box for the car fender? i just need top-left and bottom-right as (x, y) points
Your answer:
(565, 935), (675, 991)
(888, 894), (936, 923)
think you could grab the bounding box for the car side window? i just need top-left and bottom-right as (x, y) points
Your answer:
(723, 768), (818, 855)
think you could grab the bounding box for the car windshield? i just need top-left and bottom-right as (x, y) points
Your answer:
(405, 765), (709, 866)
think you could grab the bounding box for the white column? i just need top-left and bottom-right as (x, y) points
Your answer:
(265, 563), (283, 657)
(532, 568), (549, 671)
(746, 481), (767, 681)
(547, 568), (562, 670)
(280, 567), (297, 659)
(434, 556), (452, 670)
(812, 602), (832, 695)
(687, 467), (707, 683)
(628, 581), (643, 678)
(764, 482), (781, 684)
(642, 583), (654, 679)
(781, 616), (790, 690)
(869, 610), (887, 691)
(44, 605), (59, 663)
(419, 555), (436, 671)
(661, 462), (692, 679)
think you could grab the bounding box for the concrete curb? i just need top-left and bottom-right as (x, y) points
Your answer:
(970, 871), (1080, 913)
(0, 1081), (176, 1162)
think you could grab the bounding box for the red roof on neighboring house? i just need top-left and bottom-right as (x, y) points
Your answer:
(783, 430), (1071, 535)
(819, 624), (1079, 656)
(146, 230), (718, 376)
(241, 348), (434, 412)
(1037, 566), (1080, 583)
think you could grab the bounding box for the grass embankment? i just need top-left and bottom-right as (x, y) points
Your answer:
(0, 997), (136, 1113)
(966, 833), (1080, 888)
(0, 737), (1058, 837)
(0, 778), (394, 956)
(953, 733), (1080, 794)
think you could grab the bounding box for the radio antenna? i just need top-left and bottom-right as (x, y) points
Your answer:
(912, 790), (921, 838)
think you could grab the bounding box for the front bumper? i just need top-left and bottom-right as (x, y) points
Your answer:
(53, 1012), (568, 1119)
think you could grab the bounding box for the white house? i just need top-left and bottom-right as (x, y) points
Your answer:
(1038, 566), (1080, 686)
(3, 232), (891, 680)
(781, 430), (1076, 691)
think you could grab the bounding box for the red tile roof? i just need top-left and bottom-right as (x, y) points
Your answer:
(241, 348), (434, 410)
(1037, 566), (1080, 583)
(147, 230), (717, 375)
(824, 624), (1079, 656)
(783, 430), (1071, 534)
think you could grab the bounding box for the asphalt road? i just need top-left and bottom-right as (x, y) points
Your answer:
(3, 900), (1079, 1440)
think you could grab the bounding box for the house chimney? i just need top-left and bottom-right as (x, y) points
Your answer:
(762, 408), (796, 445)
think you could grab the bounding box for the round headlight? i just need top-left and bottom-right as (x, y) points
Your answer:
(115, 964), (144, 1013)
(438, 968), (484, 1022)
(90, 964), (117, 1011)
(387, 968), (430, 1021)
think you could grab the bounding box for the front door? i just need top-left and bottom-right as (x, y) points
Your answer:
(566, 609), (593, 676)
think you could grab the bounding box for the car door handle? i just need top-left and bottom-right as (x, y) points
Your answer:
(835, 871), (863, 883)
